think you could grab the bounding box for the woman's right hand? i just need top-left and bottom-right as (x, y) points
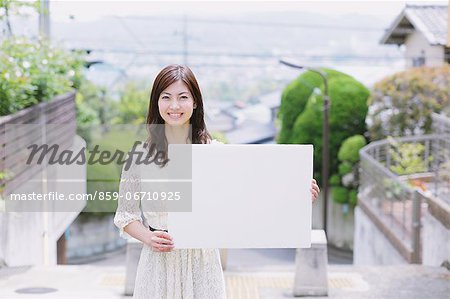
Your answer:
(148, 231), (175, 252)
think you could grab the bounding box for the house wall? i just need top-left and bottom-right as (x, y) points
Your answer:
(353, 207), (408, 265)
(66, 214), (126, 263)
(405, 31), (445, 67)
(0, 136), (86, 266)
(326, 195), (354, 251)
(422, 206), (450, 267)
(312, 189), (354, 251)
(354, 204), (450, 267)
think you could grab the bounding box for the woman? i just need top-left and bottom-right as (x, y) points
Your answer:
(114, 64), (320, 298)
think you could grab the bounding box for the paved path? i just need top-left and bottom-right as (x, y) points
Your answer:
(0, 264), (448, 298)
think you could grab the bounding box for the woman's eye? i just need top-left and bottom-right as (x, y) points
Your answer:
(161, 96), (169, 100)
(180, 96), (188, 100)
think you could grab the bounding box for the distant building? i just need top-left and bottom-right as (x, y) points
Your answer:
(258, 90), (282, 123)
(205, 110), (236, 132)
(204, 100), (236, 132)
(205, 92), (282, 144)
(225, 121), (277, 144)
(380, 5), (449, 68)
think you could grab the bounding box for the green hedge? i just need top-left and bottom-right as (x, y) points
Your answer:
(334, 134), (366, 205)
(331, 187), (348, 204)
(338, 135), (367, 163)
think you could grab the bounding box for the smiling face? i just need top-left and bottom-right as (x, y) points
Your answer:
(158, 80), (197, 126)
(147, 65), (211, 145)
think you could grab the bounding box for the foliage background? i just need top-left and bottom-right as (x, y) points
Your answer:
(367, 65), (450, 141)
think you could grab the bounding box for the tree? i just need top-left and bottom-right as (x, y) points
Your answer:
(367, 65), (450, 141)
(111, 81), (149, 125)
(0, 0), (40, 37)
(277, 68), (369, 184)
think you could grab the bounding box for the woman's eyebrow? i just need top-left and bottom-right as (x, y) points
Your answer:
(161, 91), (189, 95)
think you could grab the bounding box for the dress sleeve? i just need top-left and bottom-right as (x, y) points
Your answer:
(113, 157), (143, 240)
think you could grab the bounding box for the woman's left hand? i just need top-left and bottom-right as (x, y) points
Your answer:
(311, 179), (320, 203)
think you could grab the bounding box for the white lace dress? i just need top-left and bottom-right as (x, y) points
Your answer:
(113, 140), (226, 299)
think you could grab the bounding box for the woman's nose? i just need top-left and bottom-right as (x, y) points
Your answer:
(169, 100), (180, 109)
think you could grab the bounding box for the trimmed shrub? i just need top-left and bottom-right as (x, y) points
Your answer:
(349, 189), (358, 206)
(329, 174), (341, 186)
(338, 162), (353, 176)
(338, 135), (367, 163)
(333, 134), (367, 204)
(277, 68), (369, 184)
(331, 187), (348, 204)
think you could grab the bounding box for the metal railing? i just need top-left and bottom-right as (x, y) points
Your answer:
(359, 134), (450, 263)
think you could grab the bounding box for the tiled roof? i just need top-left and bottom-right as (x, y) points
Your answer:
(381, 5), (448, 46)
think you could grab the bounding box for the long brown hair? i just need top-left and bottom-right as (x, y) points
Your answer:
(145, 65), (211, 158)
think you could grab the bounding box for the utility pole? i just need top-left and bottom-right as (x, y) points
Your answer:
(279, 60), (330, 234)
(182, 15), (188, 65)
(39, 0), (50, 40)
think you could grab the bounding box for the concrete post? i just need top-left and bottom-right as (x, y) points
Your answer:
(293, 230), (328, 297)
(125, 238), (143, 296)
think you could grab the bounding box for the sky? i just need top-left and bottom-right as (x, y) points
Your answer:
(49, 0), (448, 22)
(24, 0), (446, 87)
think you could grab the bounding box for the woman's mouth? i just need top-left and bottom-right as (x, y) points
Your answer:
(168, 113), (183, 120)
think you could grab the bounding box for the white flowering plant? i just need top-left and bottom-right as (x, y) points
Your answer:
(0, 37), (85, 116)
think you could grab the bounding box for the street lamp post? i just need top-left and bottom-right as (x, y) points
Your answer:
(279, 60), (330, 234)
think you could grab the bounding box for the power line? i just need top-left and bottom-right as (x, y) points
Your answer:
(114, 16), (147, 50)
(170, 62), (404, 68)
(81, 48), (405, 61)
(126, 15), (386, 32)
(82, 45), (450, 62)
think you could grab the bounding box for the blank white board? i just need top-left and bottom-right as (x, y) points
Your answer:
(168, 144), (313, 248)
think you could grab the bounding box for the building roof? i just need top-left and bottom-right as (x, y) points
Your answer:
(225, 121), (277, 144)
(204, 100), (236, 132)
(205, 112), (235, 132)
(258, 90), (282, 109)
(380, 5), (448, 46)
